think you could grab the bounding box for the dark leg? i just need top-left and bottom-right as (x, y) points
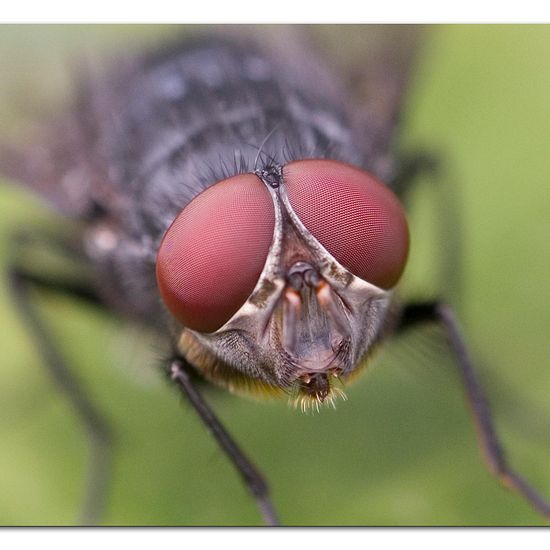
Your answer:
(392, 151), (440, 201)
(168, 359), (279, 526)
(393, 152), (463, 302)
(7, 266), (113, 525)
(398, 301), (550, 520)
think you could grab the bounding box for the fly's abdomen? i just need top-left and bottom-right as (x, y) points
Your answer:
(111, 38), (362, 234)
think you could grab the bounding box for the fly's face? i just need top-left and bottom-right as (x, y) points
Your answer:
(156, 159), (409, 408)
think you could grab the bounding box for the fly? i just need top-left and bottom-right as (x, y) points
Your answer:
(1, 26), (549, 525)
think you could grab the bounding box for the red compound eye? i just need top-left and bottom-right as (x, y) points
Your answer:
(284, 159), (409, 289)
(156, 174), (275, 333)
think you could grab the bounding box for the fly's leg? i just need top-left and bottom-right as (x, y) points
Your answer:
(6, 234), (113, 526)
(393, 151), (463, 302)
(168, 358), (279, 526)
(392, 151), (440, 201)
(397, 301), (550, 520)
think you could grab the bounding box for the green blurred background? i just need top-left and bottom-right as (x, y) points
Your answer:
(0, 25), (549, 526)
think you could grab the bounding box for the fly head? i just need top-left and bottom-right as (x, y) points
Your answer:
(156, 158), (409, 409)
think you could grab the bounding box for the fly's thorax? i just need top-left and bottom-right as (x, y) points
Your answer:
(162, 159), (407, 409)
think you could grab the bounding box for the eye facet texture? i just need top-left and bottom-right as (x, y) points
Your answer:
(284, 159), (409, 289)
(156, 174), (275, 333)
